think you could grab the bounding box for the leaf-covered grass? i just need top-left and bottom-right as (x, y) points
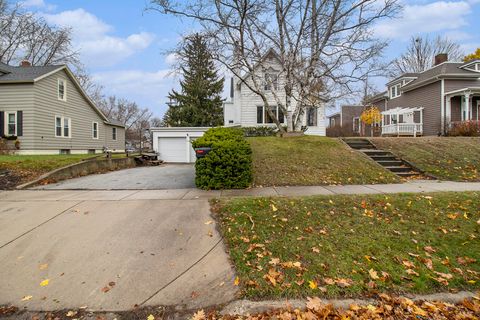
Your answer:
(371, 137), (480, 181)
(213, 192), (480, 299)
(249, 136), (399, 186)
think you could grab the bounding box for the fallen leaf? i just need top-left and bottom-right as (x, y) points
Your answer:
(39, 279), (49, 287)
(39, 264), (48, 270)
(271, 204), (278, 212)
(191, 310), (205, 320)
(204, 220), (213, 225)
(402, 260), (415, 269)
(406, 269), (419, 276)
(424, 246), (436, 253)
(147, 315), (155, 320)
(66, 310), (77, 317)
(101, 286), (110, 293)
(21, 295), (32, 301)
(308, 280), (317, 289)
(234, 277), (240, 286)
(306, 297), (323, 311)
(369, 269), (379, 280)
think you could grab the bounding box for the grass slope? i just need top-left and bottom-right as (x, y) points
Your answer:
(0, 154), (97, 188)
(214, 192), (480, 299)
(371, 137), (480, 181)
(249, 136), (399, 186)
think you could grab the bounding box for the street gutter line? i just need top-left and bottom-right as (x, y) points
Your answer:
(0, 201), (83, 250)
(139, 237), (224, 306)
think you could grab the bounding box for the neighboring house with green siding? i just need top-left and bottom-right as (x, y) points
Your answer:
(0, 61), (125, 154)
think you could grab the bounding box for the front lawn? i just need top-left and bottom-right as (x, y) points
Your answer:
(214, 192), (480, 299)
(371, 137), (480, 181)
(249, 136), (399, 186)
(0, 154), (98, 189)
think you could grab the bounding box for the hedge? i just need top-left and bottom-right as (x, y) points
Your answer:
(192, 127), (253, 189)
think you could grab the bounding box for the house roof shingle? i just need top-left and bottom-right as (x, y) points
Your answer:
(401, 62), (479, 91)
(0, 62), (62, 83)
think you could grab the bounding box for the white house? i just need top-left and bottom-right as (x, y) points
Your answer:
(223, 49), (327, 136)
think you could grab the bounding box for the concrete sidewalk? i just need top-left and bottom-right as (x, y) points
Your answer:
(0, 197), (237, 311)
(3, 180), (480, 201)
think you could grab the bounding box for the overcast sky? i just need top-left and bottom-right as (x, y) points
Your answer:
(20, 0), (480, 117)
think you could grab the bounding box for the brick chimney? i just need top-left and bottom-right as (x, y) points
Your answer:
(434, 53), (448, 66)
(20, 60), (31, 67)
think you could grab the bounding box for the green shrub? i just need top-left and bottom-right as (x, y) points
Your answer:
(193, 127), (252, 189)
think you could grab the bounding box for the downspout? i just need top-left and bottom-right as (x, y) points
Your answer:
(440, 79), (445, 135)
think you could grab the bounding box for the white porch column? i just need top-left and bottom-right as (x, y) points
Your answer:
(445, 96), (451, 127)
(464, 93), (471, 120)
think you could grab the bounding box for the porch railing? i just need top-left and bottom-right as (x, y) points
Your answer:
(382, 123), (423, 136)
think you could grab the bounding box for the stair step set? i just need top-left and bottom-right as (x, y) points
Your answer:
(343, 138), (424, 179)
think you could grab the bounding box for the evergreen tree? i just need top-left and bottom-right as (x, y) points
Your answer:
(163, 34), (224, 127)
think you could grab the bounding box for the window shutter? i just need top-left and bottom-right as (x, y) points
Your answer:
(17, 111), (23, 136)
(0, 111), (4, 137)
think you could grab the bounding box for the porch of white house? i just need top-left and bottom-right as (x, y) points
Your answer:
(444, 88), (480, 128)
(381, 107), (424, 137)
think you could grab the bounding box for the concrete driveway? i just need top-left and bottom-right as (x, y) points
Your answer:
(0, 190), (237, 311)
(37, 164), (196, 190)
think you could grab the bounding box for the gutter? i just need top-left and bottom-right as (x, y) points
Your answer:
(403, 74), (480, 93)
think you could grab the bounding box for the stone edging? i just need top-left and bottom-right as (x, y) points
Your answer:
(16, 157), (137, 190)
(220, 291), (477, 316)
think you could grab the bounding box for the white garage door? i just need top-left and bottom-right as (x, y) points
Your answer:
(158, 137), (187, 163)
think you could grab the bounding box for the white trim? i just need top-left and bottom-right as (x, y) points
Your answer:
(92, 121), (99, 139)
(389, 83), (401, 99)
(55, 115), (71, 138)
(5, 111), (17, 136)
(57, 78), (67, 101)
(444, 87), (480, 95)
(256, 105), (286, 125)
(441, 79), (445, 132)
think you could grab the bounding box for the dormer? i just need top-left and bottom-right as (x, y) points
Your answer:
(460, 60), (480, 73)
(387, 75), (417, 99)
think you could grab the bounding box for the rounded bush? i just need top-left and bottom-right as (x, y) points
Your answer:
(193, 127), (252, 189)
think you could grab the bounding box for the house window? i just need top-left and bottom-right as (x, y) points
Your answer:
(264, 73), (278, 91)
(256, 105), (284, 124)
(112, 127), (117, 140)
(307, 107), (317, 126)
(55, 116), (71, 137)
(6, 112), (16, 136)
(390, 84), (401, 99)
(353, 117), (360, 132)
(92, 122), (98, 139)
(58, 79), (66, 101)
(331, 118), (336, 127)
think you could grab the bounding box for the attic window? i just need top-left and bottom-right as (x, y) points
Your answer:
(264, 73), (278, 91)
(58, 79), (66, 101)
(390, 83), (401, 99)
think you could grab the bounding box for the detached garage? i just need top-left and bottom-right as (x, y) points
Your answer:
(150, 127), (210, 163)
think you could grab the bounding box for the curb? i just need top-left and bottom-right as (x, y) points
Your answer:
(220, 291), (477, 316)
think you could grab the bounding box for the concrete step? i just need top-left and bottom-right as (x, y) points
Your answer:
(363, 150), (392, 156)
(385, 166), (416, 173)
(397, 172), (422, 178)
(377, 160), (404, 166)
(349, 145), (376, 149)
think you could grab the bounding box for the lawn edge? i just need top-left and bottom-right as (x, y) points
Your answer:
(220, 290), (477, 316)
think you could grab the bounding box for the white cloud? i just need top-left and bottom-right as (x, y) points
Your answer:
(165, 53), (178, 65)
(21, 0), (56, 11)
(92, 69), (177, 114)
(42, 9), (155, 67)
(375, 1), (472, 39)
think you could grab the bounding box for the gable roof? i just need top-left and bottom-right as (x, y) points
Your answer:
(0, 62), (63, 83)
(0, 62), (124, 127)
(401, 62), (480, 92)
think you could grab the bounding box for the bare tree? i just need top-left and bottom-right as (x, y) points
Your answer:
(0, 0), (79, 67)
(149, 0), (399, 132)
(390, 35), (464, 76)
